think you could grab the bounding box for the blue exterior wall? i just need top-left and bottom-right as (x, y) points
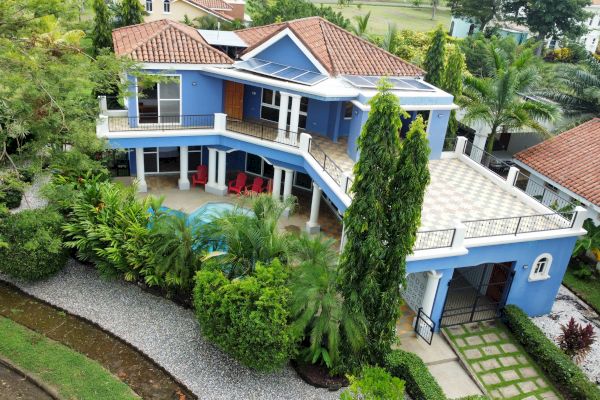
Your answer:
(347, 107), (369, 161)
(407, 235), (578, 328)
(253, 35), (320, 73)
(243, 85), (262, 120)
(427, 110), (450, 159)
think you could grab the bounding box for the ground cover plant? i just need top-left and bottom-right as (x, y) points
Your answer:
(0, 316), (138, 400)
(340, 366), (405, 400)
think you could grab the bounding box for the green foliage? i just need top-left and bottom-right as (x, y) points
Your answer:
(340, 366), (405, 400)
(339, 82), (424, 368)
(193, 259), (297, 372)
(350, 12), (371, 39)
(117, 0), (145, 27)
(0, 171), (25, 209)
(0, 207), (67, 280)
(289, 234), (365, 371)
(573, 219), (600, 257)
(558, 317), (596, 363)
(424, 25), (446, 87)
(247, 0), (350, 29)
(385, 350), (447, 400)
(443, 48), (465, 138)
(201, 194), (294, 278)
(92, 0), (112, 55)
(448, 0), (503, 31)
(503, 305), (600, 400)
(391, 29), (432, 66)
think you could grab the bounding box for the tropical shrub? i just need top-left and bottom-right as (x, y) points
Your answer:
(289, 233), (365, 371)
(385, 349), (446, 400)
(0, 172), (25, 209)
(0, 207), (67, 280)
(503, 305), (600, 400)
(193, 259), (297, 372)
(558, 317), (596, 363)
(340, 366), (405, 400)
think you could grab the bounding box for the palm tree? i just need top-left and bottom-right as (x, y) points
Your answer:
(542, 57), (600, 124)
(289, 233), (365, 371)
(381, 23), (399, 54)
(149, 211), (202, 290)
(460, 45), (559, 152)
(350, 12), (371, 39)
(201, 194), (295, 279)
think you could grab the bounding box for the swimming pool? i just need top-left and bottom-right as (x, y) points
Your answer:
(188, 202), (238, 224)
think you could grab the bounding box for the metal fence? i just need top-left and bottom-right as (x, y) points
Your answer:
(463, 212), (575, 239)
(107, 114), (215, 131)
(308, 139), (353, 196)
(462, 140), (513, 179)
(513, 171), (578, 215)
(414, 229), (456, 250)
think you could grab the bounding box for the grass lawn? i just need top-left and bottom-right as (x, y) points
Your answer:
(316, 3), (451, 34)
(563, 267), (600, 314)
(0, 317), (139, 400)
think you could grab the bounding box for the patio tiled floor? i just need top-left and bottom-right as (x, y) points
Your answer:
(444, 321), (562, 399)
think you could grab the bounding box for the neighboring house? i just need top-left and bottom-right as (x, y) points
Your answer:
(141, 0), (248, 24)
(514, 119), (600, 225)
(98, 17), (587, 339)
(451, 0), (600, 53)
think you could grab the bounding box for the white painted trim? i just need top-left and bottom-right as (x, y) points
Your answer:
(351, 102), (459, 112)
(141, 63), (233, 70)
(135, 73), (182, 125)
(240, 28), (330, 76)
(528, 253), (552, 282)
(407, 247), (468, 262)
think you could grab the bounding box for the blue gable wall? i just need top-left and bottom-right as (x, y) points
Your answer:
(407, 235), (578, 327)
(347, 107), (368, 161)
(427, 110), (450, 159)
(253, 35), (320, 73)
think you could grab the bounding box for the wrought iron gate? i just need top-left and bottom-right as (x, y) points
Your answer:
(415, 307), (435, 344)
(440, 263), (514, 327)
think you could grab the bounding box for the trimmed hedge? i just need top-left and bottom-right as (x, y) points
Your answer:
(503, 305), (600, 400)
(384, 349), (447, 400)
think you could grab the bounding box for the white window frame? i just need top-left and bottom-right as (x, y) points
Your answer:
(145, 0), (153, 12)
(529, 253), (552, 281)
(260, 88), (307, 127)
(135, 74), (182, 126)
(187, 146), (203, 173)
(163, 0), (171, 14)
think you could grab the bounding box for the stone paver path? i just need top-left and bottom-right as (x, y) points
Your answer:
(444, 321), (562, 400)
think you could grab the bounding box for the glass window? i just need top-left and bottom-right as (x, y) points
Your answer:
(263, 162), (274, 178)
(158, 147), (179, 173)
(529, 253), (552, 281)
(145, 0), (152, 12)
(163, 0), (170, 13)
(343, 101), (353, 119)
(160, 80), (180, 99)
(144, 152), (158, 173)
(294, 172), (312, 189)
(262, 89), (274, 105)
(246, 153), (263, 175)
(260, 88), (308, 128)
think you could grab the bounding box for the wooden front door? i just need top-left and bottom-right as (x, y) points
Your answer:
(486, 263), (511, 303)
(224, 81), (244, 120)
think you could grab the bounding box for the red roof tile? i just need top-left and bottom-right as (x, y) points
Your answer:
(235, 17), (424, 77)
(112, 19), (233, 64)
(184, 0), (235, 21)
(515, 118), (600, 206)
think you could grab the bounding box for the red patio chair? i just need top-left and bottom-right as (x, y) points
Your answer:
(192, 165), (208, 187)
(228, 172), (247, 194)
(244, 177), (264, 195)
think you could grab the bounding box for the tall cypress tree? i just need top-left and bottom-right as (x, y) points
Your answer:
(424, 25), (446, 88)
(338, 81), (409, 368)
(118, 0), (145, 27)
(443, 47), (465, 139)
(92, 0), (113, 56)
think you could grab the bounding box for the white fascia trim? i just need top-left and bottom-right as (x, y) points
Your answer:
(350, 102), (459, 112)
(513, 160), (600, 214)
(201, 66), (358, 98)
(240, 28), (330, 76)
(407, 247), (468, 262)
(464, 227), (586, 248)
(141, 63), (233, 70)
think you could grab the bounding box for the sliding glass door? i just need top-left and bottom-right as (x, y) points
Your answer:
(137, 76), (181, 124)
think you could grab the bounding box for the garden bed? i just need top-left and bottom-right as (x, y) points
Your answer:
(291, 360), (348, 390)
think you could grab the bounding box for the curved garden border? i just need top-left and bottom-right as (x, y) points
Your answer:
(0, 356), (62, 400)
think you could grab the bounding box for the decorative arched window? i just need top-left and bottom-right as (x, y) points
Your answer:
(529, 253), (552, 281)
(163, 0), (170, 13)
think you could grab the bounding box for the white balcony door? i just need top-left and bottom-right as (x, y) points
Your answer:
(137, 75), (181, 124)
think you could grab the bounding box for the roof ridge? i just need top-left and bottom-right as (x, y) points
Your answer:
(112, 19), (166, 33)
(234, 20), (286, 34)
(317, 18), (337, 75)
(126, 21), (173, 56)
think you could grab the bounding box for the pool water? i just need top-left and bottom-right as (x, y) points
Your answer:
(188, 202), (238, 224)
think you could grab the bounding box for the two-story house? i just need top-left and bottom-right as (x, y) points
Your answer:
(141, 0), (247, 24)
(97, 17), (588, 341)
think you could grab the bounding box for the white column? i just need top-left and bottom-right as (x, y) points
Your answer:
(283, 168), (293, 200)
(505, 166), (520, 189)
(178, 146), (190, 190)
(306, 183), (322, 234)
(272, 166), (282, 200)
(471, 132), (488, 163)
(205, 148), (227, 196)
(421, 270), (443, 318)
(98, 95), (107, 114)
(214, 113), (227, 132)
(288, 94), (301, 146)
(135, 147), (147, 193)
(277, 92), (290, 142)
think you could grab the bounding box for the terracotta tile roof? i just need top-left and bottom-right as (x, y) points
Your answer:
(235, 17), (424, 77)
(515, 118), (600, 206)
(184, 0), (235, 21)
(112, 19), (233, 64)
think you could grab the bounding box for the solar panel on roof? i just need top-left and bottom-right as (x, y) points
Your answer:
(341, 75), (435, 91)
(235, 59), (328, 86)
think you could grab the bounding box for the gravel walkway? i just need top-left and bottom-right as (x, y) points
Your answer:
(10, 174), (49, 213)
(531, 285), (600, 384)
(1, 260), (341, 400)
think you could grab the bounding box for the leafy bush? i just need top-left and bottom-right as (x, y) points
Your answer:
(0, 207), (67, 280)
(384, 349), (446, 400)
(0, 172), (25, 209)
(193, 259), (297, 372)
(558, 317), (596, 363)
(340, 366), (404, 400)
(503, 305), (600, 400)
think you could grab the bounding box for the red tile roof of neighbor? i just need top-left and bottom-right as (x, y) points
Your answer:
(112, 19), (233, 64)
(184, 0), (235, 21)
(515, 118), (600, 206)
(235, 17), (425, 77)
